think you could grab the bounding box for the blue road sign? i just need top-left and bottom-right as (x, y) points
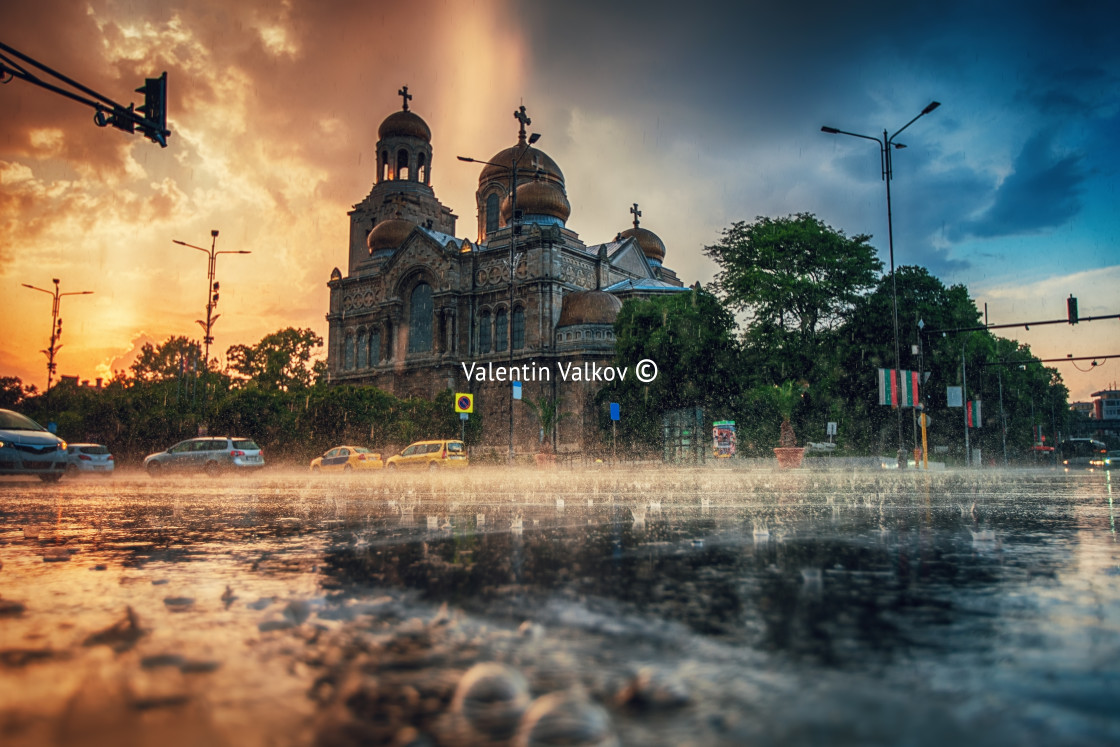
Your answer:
(512, 381), (522, 400)
(610, 402), (620, 421)
(460, 412), (469, 420)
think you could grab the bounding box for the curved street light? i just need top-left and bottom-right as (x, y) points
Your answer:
(172, 230), (251, 368)
(22, 278), (93, 393)
(458, 106), (541, 464)
(822, 100), (940, 465)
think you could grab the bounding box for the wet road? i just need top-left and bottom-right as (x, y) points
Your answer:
(1, 467), (1118, 746)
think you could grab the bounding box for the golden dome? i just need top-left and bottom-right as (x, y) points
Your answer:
(367, 219), (415, 255)
(479, 143), (564, 186)
(378, 110), (431, 142)
(557, 290), (622, 327)
(620, 226), (666, 264)
(501, 179), (571, 223)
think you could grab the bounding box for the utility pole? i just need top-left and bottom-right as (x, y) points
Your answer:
(22, 278), (93, 393)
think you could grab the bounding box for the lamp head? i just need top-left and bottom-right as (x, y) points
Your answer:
(922, 101), (941, 115)
(456, 156), (472, 162)
(211, 229), (219, 237)
(528, 132), (541, 145)
(820, 126), (840, 134)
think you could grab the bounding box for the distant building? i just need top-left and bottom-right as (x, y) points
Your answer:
(324, 90), (688, 453)
(1070, 389), (1120, 442)
(57, 376), (105, 391)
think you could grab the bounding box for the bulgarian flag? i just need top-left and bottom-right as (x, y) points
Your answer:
(967, 400), (982, 428)
(879, 369), (919, 407)
(878, 368), (898, 406)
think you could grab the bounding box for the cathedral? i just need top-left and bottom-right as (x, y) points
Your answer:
(325, 88), (688, 454)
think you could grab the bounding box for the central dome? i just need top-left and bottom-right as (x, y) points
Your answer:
(479, 143), (564, 185)
(378, 110), (432, 142)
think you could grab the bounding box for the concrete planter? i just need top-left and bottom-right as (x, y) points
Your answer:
(773, 447), (806, 469)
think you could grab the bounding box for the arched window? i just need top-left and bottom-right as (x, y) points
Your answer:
(356, 332), (367, 369)
(369, 331), (381, 366)
(407, 282), (433, 354)
(397, 149), (410, 181)
(381, 150), (389, 181)
(344, 333), (356, 370)
(495, 308), (508, 352)
(417, 152), (428, 184)
(485, 193), (500, 234)
(512, 306), (525, 350)
(479, 310), (491, 353)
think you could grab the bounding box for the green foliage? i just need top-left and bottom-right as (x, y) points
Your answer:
(0, 376), (25, 409)
(523, 395), (568, 452)
(226, 327), (324, 391)
(704, 213), (882, 337)
(600, 286), (743, 450)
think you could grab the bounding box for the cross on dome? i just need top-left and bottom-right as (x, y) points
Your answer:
(398, 85), (412, 111)
(630, 203), (642, 228)
(514, 105), (531, 143)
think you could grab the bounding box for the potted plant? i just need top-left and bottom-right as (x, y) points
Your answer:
(771, 380), (808, 469)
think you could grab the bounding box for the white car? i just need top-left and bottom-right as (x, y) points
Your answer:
(66, 443), (115, 476)
(0, 408), (68, 482)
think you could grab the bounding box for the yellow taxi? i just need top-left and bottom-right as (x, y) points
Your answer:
(385, 440), (468, 470)
(310, 445), (384, 473)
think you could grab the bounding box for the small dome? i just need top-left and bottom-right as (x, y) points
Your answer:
(378, 110), (432, 142)
(480, 143), (564, 186)
(501, 179), (571, 223)
(557, 290), (622, 327)
(620, 226), (666, 264)
(367, 219), (415, 255)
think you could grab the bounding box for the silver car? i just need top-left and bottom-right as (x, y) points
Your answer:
(66, 443), (115, 476)
(0, 408), (68, 482)
(144, 436), (264, 477)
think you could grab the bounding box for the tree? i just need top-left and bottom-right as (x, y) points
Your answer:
(0, 376), (25, 409)
(704, 213), (883, 339)
(601, 286), (743, 450)
(524, 395), (568, 453)
(227, 327), (325, 391)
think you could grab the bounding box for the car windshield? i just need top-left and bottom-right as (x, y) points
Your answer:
(447, 442), (464, 452)
(233, 440), (259, 451)
(79, 446), (110, 455)
(0, 411), (46, 431)
(353, 447), (372, 454)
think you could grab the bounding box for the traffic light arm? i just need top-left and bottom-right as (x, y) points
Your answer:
(0, 41), (169, 147)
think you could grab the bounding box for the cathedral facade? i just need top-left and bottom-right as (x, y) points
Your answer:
(325, 90), (688, 454)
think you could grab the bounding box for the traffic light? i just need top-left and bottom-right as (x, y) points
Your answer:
(1067, 294), (1079, 325)
(136, 72), (168, 147)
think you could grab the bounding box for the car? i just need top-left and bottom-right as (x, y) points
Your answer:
(310, 445), (384, 473)
(385, 439), (468, 470)
(66, 443), (115, 476)
(1060, 438), (1107, 469)
(1094, 449), (1120, 470)
(144, 436), (264, 477)
(0, 408), (68, 482)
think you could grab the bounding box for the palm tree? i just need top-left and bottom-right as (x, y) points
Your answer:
(773, 380), (808, 448)
(524, 395), (567, 453)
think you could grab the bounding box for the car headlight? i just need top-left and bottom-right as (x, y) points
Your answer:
(59, 440), (68, 451)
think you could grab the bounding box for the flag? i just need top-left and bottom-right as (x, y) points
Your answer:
(877, 368), (897, 406)
(899, 370), (919, 407)
(967, 400), (982, 428)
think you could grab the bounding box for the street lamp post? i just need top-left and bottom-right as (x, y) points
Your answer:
(172, 230), (251, 368)
(822, 100), (940, 465)
(458, 106), (541, 464)
(22, 278), (93, 393)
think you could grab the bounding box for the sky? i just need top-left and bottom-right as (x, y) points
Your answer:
(2, 0), (1118, 403)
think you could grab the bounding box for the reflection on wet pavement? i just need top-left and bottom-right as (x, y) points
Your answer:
(1, 469), (1118, 745)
